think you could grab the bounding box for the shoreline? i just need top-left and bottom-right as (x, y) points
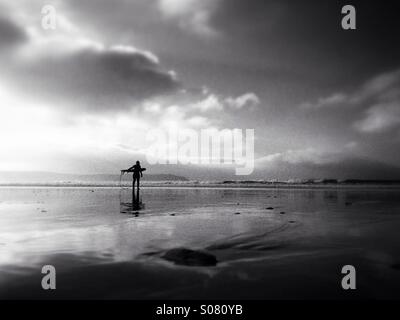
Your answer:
(1, 183), (400, 190)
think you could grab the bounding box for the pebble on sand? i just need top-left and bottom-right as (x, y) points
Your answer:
(266, 207), (274, 210)
(161, 248), (218, 267)
(235, 212), (241, 215)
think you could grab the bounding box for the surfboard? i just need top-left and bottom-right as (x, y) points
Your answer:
(121, 168), (146, 173)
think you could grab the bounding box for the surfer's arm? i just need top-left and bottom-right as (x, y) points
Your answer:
(138, 166), (143, 177)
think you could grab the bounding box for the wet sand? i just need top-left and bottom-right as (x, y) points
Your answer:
(1, 186), (400, 299)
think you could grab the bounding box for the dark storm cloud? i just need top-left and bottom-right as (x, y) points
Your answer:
(0, 7), (180, 113)
(0, 16), (26, 48)
(300, 68), (400, 134)
(210, 0), (400, 88)
(7, 46), (180, 112)
(200, 0), (400, 173)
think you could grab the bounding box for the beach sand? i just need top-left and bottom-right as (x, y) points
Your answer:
(1, 186), (400, 299)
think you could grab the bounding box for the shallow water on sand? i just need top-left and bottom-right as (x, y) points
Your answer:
(1, 186), (400, 299)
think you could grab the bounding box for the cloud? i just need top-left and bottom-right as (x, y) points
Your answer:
(299, 93), (348, 110)
(358, 69), (400, 102)
(0, 2), (182, 113)
(303, 69), (400, 109)
(253, 144), (400, 180)
(0, 16), (26, 49)
(354, 70), (400, 133)
(186, 116), (211, 127)
(354, 102), (400, 133)
(257, 141), (362, 168)
(191, 92), (260, 112)
(2, 35), (180, 113)
(300, 68), (400, 134)
(191, 94), (224, 112)
(0, 2), (258, 142)
(225, 92), (260, 109)
(257, 148), (344, 166)
(157, 0), (219, 37)
(129, 90), (260, 134)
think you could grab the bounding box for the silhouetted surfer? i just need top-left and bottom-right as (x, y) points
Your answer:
(122, 161), (146, 191)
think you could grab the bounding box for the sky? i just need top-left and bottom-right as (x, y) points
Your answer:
(0, 0), (400, 180)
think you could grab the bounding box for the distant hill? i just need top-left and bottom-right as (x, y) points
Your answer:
(0, 171), (188, 184)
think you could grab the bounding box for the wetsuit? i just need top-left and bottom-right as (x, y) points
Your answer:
(132, 164), (142, 190)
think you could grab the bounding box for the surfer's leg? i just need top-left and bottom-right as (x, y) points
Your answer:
(133, 176), (139, 191)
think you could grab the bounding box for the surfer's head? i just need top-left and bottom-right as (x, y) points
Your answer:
(136, 160), (140, 165)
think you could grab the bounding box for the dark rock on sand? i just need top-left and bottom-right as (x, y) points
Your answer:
(280, 211), (285, 214)
(289, 220), (295, 223)
(392, 263), (400, 270)
(266, 207), (274, 210)
(161, 248), (218, 267)
(170, 213), (175, 216)
(235, 212), (241, 215)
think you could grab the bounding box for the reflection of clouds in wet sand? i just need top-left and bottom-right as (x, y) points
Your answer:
(1, 187), (400, 299)
(3, 246), (400, 300)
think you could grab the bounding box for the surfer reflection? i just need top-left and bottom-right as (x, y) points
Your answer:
(119, 184), (145, 214)
(120, 191), (145, 215)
